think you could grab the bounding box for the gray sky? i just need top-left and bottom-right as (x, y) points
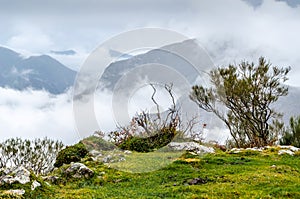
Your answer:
(1, 0), (300, 86)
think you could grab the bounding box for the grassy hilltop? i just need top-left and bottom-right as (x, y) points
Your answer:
(2, 147), (299, 199)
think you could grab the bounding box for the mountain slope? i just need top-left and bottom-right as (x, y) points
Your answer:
(0, 47), (76, 94)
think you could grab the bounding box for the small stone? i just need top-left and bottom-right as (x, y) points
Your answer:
(103, 155), (112, 163)
(99, 171), (105, 175)
(124, 150), (132, 154)
(119, 157), (126, 162)
(31, 180), (41, 191)
(278, 149), (294, 156)
(188, 177), (207, 185)
(42, 176), (59, 184)
(270, 165), (276, 168)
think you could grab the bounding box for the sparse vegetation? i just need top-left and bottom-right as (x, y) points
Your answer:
(110, 84), (197, 152)
(0, 137), (63, 175)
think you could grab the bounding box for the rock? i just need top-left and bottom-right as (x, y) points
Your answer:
(42, 175), (59, 184)
(124, 150), (132, 154)
(64, 162), (94, 178)
(103, 155), (113, 163)
(270, 165), (277, 168)
(279, 145), (299, 152)
(188, 177), (207, 185)
(89, 150), (102, 157)
(3, 189), (25, 196)
(0, 166), (30, 185)
(168, 142), (215, 154)
(31, 180), (41, 191)
(278, 149), (294, 156)
(99, 171), (105, 176)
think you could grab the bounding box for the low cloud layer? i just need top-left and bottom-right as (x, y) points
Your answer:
(0, 88), (79, 144)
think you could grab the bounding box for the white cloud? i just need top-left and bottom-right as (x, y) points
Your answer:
(7, 24), (54, 54)
(0, 88), (79, 145)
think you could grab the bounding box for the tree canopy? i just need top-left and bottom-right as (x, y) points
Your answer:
(190, 57), (290, 147)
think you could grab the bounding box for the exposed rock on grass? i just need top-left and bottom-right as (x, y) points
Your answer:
(168, 142), (215, 154)
(63, 162), (94, 179)
(0, 166), (30, 185)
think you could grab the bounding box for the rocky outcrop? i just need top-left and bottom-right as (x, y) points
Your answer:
(64, 162), (94, 178)
(0, 166), (30, 185)
(167, 142), (215, 154)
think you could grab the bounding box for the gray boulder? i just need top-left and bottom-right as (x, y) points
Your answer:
(64, 163), (94, 178)
(0, 166), (30, 185)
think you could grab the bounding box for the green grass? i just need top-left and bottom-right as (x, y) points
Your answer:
(1, 151), (300, 199)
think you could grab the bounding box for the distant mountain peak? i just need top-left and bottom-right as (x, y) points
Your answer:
(0, 47), (76, 94)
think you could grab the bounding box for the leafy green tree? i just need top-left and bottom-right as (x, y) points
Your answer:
(280, 116), (300, 147)
(190, 57), (290, 147)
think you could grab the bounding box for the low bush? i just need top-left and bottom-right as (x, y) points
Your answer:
(118, 127), (176, 152)
(54, 142), (88, 167)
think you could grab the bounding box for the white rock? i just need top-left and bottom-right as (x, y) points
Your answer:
(0, 166), (30, 185)
(31, 180), (41, 190)
(89, 150), (102, 157)
(103, 155), (113, 163)
(278, 149), (294, 156)
(13, 166), (31, 184)
(279, 145), (299, 152)
(124, 150), (132, 154)
(168, 142), (215, 154)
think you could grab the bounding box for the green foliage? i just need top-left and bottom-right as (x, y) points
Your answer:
(280, 116), (300, 147)
(81, 135), (116, 151)
(54, 142), (88, 167)
(118, 127), (176, 152)
(190, 57), (290, 148)
(0, 137), (63, 175)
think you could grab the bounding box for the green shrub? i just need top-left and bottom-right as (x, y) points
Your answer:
(118, 127), (176, 152)
(54, 142), (88, 167)
(81, 136), (116, 151)
(280, 116), (300, 147)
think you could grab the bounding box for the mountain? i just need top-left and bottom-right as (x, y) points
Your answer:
(99, 39), (211, 90)
(0, 47), (76, 94)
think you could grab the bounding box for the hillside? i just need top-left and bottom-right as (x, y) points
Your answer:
(1, 146), (299, 199)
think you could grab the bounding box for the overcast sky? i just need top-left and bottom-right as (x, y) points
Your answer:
(0, 0), (300, 86)
(1, 0), (300, 144)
